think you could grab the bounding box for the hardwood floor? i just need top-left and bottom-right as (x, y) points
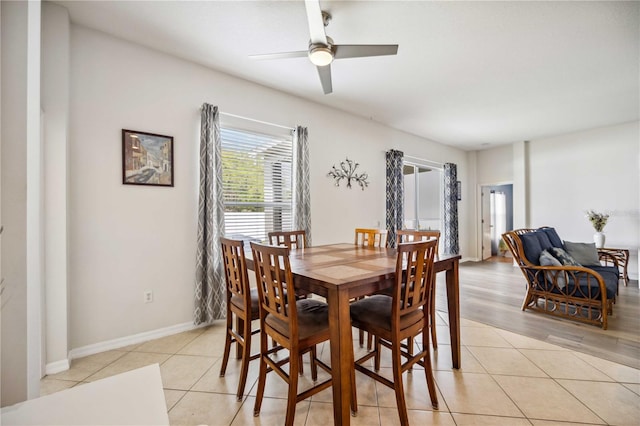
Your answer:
(434, 260), (640, 369)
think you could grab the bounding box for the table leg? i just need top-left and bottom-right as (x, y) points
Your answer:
(445, 260), (461, 369)
(326, 287), (353, 426)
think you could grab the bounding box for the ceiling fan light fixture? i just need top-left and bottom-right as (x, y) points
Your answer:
(309, 45), (333, 66)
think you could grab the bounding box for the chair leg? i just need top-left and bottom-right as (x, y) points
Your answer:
(366, 331), (373, 350)
(253, 332), (268, 417)
(235, 316), (244, 359)
(430, 284), (438, 349)
(359, 329), (365, 348)
(350, 358), (358, 416)
(407, 336), (414, 373)
(374, 336), (381, 372)
(391, 342), (409, 426)
(309, 346), (318, 381)
(285, 351), (300, 426)
(236, 315), (251, 401)
(422, 327), (439, 409)
(219, 309), (233, 377)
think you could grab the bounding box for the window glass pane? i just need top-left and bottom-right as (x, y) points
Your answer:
(403, 162), (442, 232)
(220, 127), (293, 244)
(417, 168), (441, 230)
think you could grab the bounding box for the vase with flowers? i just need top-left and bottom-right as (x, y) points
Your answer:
(586, 210), (609, 248)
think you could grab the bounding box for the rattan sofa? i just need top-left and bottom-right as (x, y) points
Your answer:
(502, 227), (621, 329)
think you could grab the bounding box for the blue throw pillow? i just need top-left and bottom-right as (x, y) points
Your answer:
(536, 231), (554, 251)
(539, 227), (564, 248)
(520, 233), (543, 265)
(548, 247), (581, 267)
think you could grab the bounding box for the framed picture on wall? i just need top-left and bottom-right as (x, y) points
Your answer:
(122, 129), (174, 187)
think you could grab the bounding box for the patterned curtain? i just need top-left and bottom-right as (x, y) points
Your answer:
(293, 126), (312, 245)
(443, 162), (459, 255)
(385, 149), (404, 248)
(194, 103), (226, 324)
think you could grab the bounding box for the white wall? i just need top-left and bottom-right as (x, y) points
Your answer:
(1, 0), (43, 406)
(476, 121), (640, 278)
(66, 25), (469, 350)
(476, 143), (513, 185)
(529, 122), (639, 250)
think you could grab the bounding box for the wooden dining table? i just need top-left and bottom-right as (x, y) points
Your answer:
(266, 242), (462, 426)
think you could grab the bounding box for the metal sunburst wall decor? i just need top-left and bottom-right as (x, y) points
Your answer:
(327, 157), (369, 190)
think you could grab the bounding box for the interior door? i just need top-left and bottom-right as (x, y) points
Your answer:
(481, 186), (492, 260)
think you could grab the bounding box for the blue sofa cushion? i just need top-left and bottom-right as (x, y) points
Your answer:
(589, 265), (620, 283)
(536, 231), (554, 251)
(547, 265), (618, 300)
(521, 233), (544, 265)
(539, 227), (564, 248)
(565, 271), (618, 299)
(549, 247), (581, 266)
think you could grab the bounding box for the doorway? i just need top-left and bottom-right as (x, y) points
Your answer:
(481, 184), (513, 262)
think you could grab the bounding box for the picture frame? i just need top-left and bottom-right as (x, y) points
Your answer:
(456, 180), (462, 201)
(122, 129), (174, 187)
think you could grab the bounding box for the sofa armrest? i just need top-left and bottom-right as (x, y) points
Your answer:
(598, 247), (630, 285)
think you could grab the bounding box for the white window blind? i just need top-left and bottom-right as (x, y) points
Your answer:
(220, 127), (293, 244)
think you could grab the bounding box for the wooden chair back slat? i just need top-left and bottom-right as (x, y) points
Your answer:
(355, 228), (388, 248)
(393, 240), (437, 320)
(250, 242), (295, 328)
(220, 237), (250, 299)
(268, 230), (307, 249)
(396, 229), (440, 255)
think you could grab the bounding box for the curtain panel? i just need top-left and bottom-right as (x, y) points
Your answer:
(293, 126), (312, 245)
(443, 162), (460, 255)
(194, 103), (226, 324)
(385, 149), (404, 248)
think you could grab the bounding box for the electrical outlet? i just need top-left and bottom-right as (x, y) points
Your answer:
(144, 290), (153, 303)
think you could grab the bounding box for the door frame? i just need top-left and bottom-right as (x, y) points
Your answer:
(478, 181), (514, 261)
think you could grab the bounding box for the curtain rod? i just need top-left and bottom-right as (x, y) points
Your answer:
(219, 111), (294, 132)
(403, 155), (444, 169)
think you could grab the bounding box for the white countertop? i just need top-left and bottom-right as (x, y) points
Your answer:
(1, 364), (169, 425)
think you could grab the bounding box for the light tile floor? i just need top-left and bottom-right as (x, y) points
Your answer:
(42, 312), (640, 425)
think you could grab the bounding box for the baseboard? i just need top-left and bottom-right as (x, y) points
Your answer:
(68, 321), (202, 362)
(45, 358), (71, 375)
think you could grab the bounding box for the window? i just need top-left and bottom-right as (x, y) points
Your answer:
(403, 161), (442, 231)
(220, 126), (293, 244)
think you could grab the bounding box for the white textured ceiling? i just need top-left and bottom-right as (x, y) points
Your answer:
(54, 0), (639, 151)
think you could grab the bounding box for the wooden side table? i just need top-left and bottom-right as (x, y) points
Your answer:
(598, 248), (630, 286)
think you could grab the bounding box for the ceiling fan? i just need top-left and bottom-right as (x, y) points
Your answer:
(249, 0), (399, 94)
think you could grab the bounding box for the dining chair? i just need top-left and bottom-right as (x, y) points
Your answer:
(396, 229), (440, 255)
(219, 237), (260, 401)
(396, 229), (441, 350)
(268, 230), (310, 301)
(354, 227), (389, 348)
(355, 227), (388, 248)
(268, 230), (307, 249)
(350, 239), (439, 425)
(250, 242), (347, 426)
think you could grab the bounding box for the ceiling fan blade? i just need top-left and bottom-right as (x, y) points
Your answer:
(249, 51), (308, 60)
(305, 0), (327, 45)
(334, 44), (399, 59)
(317, 65), (332, 94)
